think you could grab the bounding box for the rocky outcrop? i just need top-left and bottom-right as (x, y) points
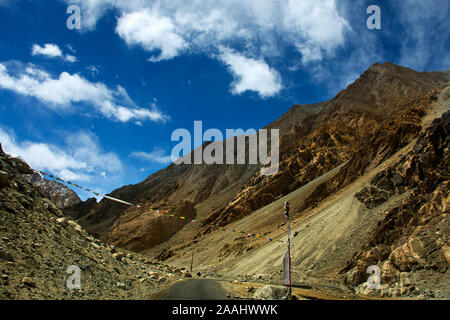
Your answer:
(298, 89), (440, 214)
(342, 111), (449, 294)
(23, 173), (81, 209)
(106, 201), (197, 252)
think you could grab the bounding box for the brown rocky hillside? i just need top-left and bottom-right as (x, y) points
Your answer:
(342, 109), (449, 295)
(67, 63), (449, 257)
(159, 84), (449, 300)
(0, 144), (188, 299)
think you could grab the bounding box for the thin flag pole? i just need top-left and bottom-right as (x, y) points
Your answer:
(288, 239), (292, 296)
(285, 201), (292, 296)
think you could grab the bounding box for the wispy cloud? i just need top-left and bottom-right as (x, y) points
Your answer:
(64, 54), (77, 63)
(393, 0), (450, 71)
(86, 65), (100, 77)
(31, 43), (77, 63)
(129, 149), (172, 165)
(0, 62), (169, 123)
(0, 127), (122, 183)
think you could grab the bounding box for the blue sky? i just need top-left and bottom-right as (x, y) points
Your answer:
(0, 0), (448, 200)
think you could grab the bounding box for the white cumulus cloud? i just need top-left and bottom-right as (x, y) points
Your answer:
(283, 0), (349, 62)
(116, 9), (188, 62)
(0, 62), (169, 123)
(61, 0), (352, 98)
(67, 0), (350, 58)
(219, 48), (282, 97)
(110, 0), (350, 63)
(32, 44), (63, 58)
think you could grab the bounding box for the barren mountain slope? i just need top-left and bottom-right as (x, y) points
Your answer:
(69, 63), (448, 256)
(73, 160), (260, 241)
(165, 85), (449, 299)
(0, 145), (184, 299)
(201, 63), (448, 230)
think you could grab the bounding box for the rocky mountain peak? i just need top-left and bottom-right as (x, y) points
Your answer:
(23, 173), (81, 209)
